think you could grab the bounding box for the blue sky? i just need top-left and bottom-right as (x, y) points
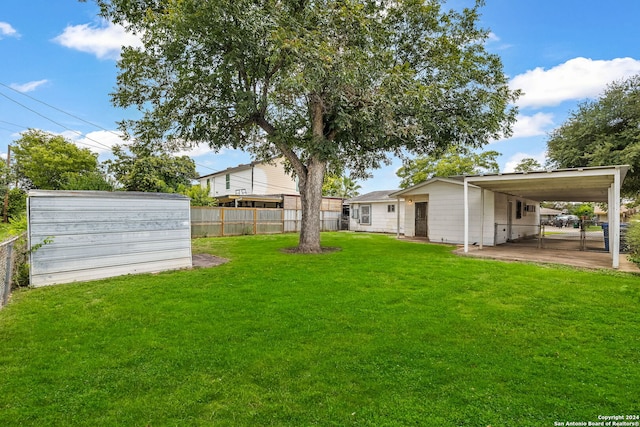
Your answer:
(2, 0), (640, 194)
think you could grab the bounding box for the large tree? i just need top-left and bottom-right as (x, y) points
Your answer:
(106, 144), (198, 193)
(322, 175), (361, 199)
(547, 74), (640, 198)
(12, 129), (106, 190)
(513, 157), (542, 172)
(92, 0), (518, 252)
(397, 147), (500, 188)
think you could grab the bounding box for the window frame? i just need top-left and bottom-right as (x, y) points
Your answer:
(360, 204), (371, 225)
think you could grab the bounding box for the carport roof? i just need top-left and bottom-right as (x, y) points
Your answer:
(455, 165), (629, 202)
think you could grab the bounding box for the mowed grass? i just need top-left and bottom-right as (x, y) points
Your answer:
(0, 233), (639, 426)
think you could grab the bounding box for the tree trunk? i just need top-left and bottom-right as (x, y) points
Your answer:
(297, 156), (326, 253)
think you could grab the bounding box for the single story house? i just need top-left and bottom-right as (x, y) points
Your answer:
(390, 177), (540, 245)
(540, 207), (563, 224)
(347, 190), (405, 234)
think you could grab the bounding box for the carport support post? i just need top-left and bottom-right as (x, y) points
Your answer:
(464, 178), (469, 253)
(396, 197), (401, 239)
(612, 168), (621, 269)
(480, 189), (484, 249)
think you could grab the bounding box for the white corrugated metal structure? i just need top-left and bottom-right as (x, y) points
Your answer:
(28, 191), (192, 287)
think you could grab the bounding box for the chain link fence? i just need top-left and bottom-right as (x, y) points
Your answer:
(0, 234), (27, 309)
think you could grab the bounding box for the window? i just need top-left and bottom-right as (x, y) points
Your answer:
(360, 205), (371, 225)
(351, 207), (359, 220)
(387, 204), (395, 213)
(225, 174), (230, 190)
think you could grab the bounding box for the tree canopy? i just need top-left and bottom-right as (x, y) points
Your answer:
(106, 144), (198, 193)
(322, 175), (361, 199)
(12, 129), (105, 190)
(397, 148), (500, 188)
(513, 157), (542, 172)
(92, 0), (519, 252)
(547, 74), (640, 198)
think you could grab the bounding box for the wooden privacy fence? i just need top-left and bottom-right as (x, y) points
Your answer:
(191, 207), (341, 238)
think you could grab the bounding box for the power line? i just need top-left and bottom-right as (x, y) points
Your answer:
(0, 89), (112, 152)
(0, 82), (239, 174)
(0, 82), (123, 140)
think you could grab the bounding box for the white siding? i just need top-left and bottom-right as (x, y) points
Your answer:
(424, 181), (494, 245)
(401, 181), (494, 244)
(254, 161), (298, 194)
(199, 158), (298, 197)
(350, 201), (405, 234)
(28, 191), (192, 287)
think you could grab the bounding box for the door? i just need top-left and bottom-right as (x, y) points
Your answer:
(415, 202), (428, 238)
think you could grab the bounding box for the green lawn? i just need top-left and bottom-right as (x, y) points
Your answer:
(1, 233), (639, 426)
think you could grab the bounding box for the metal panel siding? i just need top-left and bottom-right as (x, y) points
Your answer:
(29, 192), (192, 287)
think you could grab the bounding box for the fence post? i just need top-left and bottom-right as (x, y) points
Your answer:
(221, 208), (225, 237)
(253, 208), (257, 235)
(2, 240), (14, 307)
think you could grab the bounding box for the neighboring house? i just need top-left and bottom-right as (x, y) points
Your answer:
(198, 157), (298, 206)
(390, 177), (540, 245)
(347, 190), (405, 234)
(196, 158), (343, 229)
(540, 207), (562, 224)
(594, 204), (638, 223)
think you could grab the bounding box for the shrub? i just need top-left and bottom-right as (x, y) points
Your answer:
(625, 214), (640, 265)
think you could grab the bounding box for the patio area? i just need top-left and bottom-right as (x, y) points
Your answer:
(453, 226), (639, 273)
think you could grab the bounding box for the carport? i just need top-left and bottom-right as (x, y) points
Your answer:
(462, 165), (629, 269)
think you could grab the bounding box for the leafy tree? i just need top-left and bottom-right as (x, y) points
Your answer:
(0, 188), (27, 222)
(397, 148), (500, 188)
(322, 175), (361, 199)
(92, 0), (518, 252)
(513, 157), (542, 172)
(547, 74), (640, 198)
(570, 203), (594, 218)
(12, 130), (101, 190)
(626, 214), (640, 265)
(60, 170), (114, 191)
(177, 184), (217, 207)
(106, 144), (198, 193)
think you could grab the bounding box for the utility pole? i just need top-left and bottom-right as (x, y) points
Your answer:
(3, 145), (10, 223)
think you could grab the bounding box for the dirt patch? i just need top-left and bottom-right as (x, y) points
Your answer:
(280, 246), (342, 254)
(192, 253), (230, 268)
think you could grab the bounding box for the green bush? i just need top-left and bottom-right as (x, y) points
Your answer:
(625, 214), (640, 265)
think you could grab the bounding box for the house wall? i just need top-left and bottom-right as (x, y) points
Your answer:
(401, 181), (495, 245)
(253, 161), (298, 194)
(199, 158), (298, 197)
(494, 192), (509, 244)
(495, 194), (540, 242)
(28, 191), (192, 287)
(203, 168), (254, 197)
(350, 200), (405, 234)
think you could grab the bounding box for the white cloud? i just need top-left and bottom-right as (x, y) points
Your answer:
(486, 31), (512, 50)
(503, 151), (547, 173)
(511, 112), (555, 139)
(177, 144), (215, 158)
(62, 130), (128, 155)
(10, 79), (49, 93)
(53, 20), (142, 60)
(510, 57), (640, 108)
(0, 22), (19, 38)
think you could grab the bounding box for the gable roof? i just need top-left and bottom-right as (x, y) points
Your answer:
(346, 190), (401, 203)
(389, 177), (473, 197)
